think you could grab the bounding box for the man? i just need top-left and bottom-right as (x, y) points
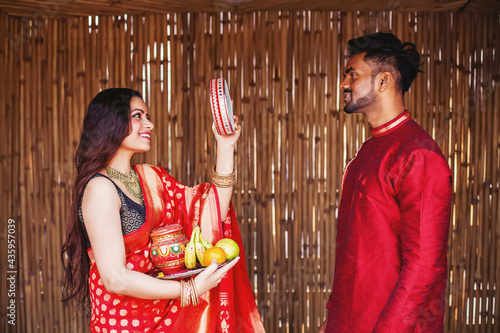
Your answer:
(319, 33), (452, 332)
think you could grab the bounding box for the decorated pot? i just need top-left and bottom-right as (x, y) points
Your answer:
(150, 224), (188, 274)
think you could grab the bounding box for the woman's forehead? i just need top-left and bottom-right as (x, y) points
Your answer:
(130, 97), (148, 112)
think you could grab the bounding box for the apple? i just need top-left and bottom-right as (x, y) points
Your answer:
(215, 238), (240, 260)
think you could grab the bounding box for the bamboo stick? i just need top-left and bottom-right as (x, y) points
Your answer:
(469, 13), (480, 332)
(296, 11), (306, 331)
(287, 11), (297, 330)
(246, 14), (258, 296)
(11, 17), (26, 333)
(492, 16), (500, 333)
(248, 10), (260, 314)
(446, 12), (457, 333)
(0, 13), (8, 331)
(39, 18), (51, 330)
(47, 19), (59, 331)
(328, 11), (339, 299)
(17, 15), (32, 333)
(494, 82), (500, 333)
(278, 9), (290, 330)
(318, 11), (330, 328)
(456, 12), (467, 330)
(267, 10), (275, 326)
(477, 14), (488, 333)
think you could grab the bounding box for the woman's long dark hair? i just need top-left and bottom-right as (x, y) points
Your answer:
(61, 88), (142, 315)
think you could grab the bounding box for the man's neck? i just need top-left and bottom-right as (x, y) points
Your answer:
(363, 99), (406, 128)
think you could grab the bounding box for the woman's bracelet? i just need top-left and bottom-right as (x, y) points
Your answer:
(189, 278), (199, 306)
(180, 280), (185, 306)
(212, 165), (236, 188)
(180, 278), (199, 307)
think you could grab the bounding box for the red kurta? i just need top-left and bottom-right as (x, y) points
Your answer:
(326, 111), (452, 332)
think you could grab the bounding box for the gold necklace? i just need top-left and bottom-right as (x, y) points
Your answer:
(106, 167), (144, 205)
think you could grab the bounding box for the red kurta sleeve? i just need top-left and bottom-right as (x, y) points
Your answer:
(372, 149), (452, 332)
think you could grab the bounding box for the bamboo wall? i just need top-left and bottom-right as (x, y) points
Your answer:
(0, 10), (499, 333)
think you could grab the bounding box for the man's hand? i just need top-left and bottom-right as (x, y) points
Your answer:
(318, 319), (327, 333)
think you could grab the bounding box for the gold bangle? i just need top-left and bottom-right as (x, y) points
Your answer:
(184, 280), (193, 307)
(212, 178), (236, 188)
(212, 165), (236, 188)
(180, 280), (185, 307)
(189, 278), (199, 306)
(212, 165), (236, 179)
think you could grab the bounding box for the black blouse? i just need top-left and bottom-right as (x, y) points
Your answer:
(78, 173), (146, 249)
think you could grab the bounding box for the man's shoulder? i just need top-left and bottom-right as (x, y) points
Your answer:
(399, 120), (442, 153)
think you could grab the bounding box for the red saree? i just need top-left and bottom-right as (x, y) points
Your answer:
(87, 164), (265, 332)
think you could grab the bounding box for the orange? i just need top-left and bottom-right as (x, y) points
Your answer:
(203, 247), (227, 266)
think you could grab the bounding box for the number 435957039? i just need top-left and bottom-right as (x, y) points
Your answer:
(8, 220), (16, 268)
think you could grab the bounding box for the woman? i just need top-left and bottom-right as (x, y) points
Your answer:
(62, 88), (265, 332)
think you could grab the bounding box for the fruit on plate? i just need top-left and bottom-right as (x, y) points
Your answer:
(215, 238), (240, 260)
(203, 247), (227, 265)
(184, 225), (217, 269)
(194, 228), (207, 267)
(184, 227), (198, 269)
(198, 230), (214, 250)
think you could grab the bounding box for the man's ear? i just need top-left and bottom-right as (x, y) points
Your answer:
(377, 71), (392, 91)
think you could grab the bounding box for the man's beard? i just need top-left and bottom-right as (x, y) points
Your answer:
(343, 87), (377, 114)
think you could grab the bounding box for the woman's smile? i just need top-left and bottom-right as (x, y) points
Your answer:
(139, 132), (151, 141)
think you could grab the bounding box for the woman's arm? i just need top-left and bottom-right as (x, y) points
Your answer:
(212, 115), (241, 221)
(82, 177), (238, 299)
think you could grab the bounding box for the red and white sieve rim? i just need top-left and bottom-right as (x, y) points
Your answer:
(209, 78), (235, 135)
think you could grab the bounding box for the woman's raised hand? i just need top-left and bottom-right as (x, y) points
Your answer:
(193, 256), (240, 295)
(212, 115), (241, 148)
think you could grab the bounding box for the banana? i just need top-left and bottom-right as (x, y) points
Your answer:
(198, 229), (214, 250)
(184, 227), (197, 269)
(194, 227), (207, 267)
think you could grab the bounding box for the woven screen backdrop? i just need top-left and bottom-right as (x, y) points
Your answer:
(1, 9), (499, 333)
